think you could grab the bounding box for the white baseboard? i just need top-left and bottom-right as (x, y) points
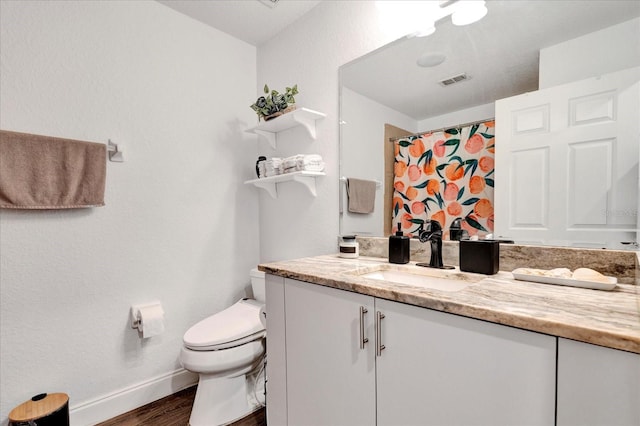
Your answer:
(69, 368), (198, 426)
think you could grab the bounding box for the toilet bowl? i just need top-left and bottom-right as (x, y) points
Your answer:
(180, 269), (266, 426)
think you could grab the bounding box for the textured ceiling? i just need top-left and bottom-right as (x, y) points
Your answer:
(157, 0), (322, 46)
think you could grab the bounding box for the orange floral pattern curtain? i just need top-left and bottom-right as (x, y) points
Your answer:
(392, 121), (495, 238)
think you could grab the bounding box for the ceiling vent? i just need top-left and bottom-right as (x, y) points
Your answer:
(439, 73), (469, 87)
(258, 0), (280, 8)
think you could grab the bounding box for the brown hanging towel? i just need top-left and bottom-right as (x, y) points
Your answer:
(0, 130), (106, 209)
(346, 177), (377, 214)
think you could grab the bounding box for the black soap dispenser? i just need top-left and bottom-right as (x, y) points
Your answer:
(450, 217), (464, 241)
(389, 223), (410, 264)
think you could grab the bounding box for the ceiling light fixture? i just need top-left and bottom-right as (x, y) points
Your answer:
(376, 1), (488, 38)
(451, 1), (488, 26)
(417, 52), (446, 67)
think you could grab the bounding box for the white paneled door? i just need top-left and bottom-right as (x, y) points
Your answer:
(495, 67), (639, 248)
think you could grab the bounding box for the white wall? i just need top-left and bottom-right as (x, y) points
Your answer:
(0, 1), (257, 424)
(340, 87), (418, 236)
(417, 102), (496, 133)
(256, 1), (408, 262)
(540, 17), (640, 88)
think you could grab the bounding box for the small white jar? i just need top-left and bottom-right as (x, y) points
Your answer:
(339, 235), (359, 258)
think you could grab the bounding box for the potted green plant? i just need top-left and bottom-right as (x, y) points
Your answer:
(250, 84), (298, 121)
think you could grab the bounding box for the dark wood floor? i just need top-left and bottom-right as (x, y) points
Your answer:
(96, 386), (266, 426)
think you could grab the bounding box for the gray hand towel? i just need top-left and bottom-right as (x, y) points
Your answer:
(0, 130), (106, 209)
(347, 177), (376, 214)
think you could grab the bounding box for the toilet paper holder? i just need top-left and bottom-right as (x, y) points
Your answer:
(130, 301), (162, 330)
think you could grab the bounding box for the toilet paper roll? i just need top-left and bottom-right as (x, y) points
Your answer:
(259, 305), (267, 328)
(138, 304), (165, 338)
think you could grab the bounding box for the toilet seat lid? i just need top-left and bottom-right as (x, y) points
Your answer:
(183, 299), (265, 350)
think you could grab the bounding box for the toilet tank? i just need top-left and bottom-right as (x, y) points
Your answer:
(250, 268), (265, 302)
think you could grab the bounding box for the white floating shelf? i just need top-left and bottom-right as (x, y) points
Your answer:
(246, 108), (326, 149)
(245, 171), (326, 199)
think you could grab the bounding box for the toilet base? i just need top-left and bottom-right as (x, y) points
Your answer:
(189, 372), (260, 426)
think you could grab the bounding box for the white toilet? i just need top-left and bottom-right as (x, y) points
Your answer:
(180, 269), (266, 426)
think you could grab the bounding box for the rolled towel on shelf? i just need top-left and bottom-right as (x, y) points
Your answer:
(262, 157), (283, 177)
(301, 163), (325, 172)
(302, 154), (322, 164)
(282, 155), (302, 174)
(301, 154), (324, 172)
(281, 154), (325, 174)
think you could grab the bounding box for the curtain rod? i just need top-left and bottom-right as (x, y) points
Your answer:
(389, 117), (495, 142)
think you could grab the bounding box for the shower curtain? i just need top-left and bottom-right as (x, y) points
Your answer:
(392, 121), (495, 238)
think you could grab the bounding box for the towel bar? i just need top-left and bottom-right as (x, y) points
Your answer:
(339, 176), (381, 215)
(107, 139), (124, 162)
(340, 176), (381, 188)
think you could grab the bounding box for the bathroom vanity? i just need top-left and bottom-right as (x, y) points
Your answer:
(260, 255), (640, 426)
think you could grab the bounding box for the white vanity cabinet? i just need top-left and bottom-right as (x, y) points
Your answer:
(556, 338), (640, 426)
(266, 276), (557, 425)
(375, 297), (556, 425)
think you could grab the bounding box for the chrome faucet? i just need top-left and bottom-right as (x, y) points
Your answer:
(417, 220), (454, 269)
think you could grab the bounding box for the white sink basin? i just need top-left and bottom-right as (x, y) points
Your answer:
(355, 266), (475, 292)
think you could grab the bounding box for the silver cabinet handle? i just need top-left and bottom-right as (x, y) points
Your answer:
(376, 311), (386, 356)
(359, 306), (369, 349)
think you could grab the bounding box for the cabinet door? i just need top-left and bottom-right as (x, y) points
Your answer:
(284, 279), (376, 426)
(557, 338), (640, 426)
(375, 298), (556, 426)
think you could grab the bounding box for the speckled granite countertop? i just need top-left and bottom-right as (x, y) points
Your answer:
(259, 255), (640, 354)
